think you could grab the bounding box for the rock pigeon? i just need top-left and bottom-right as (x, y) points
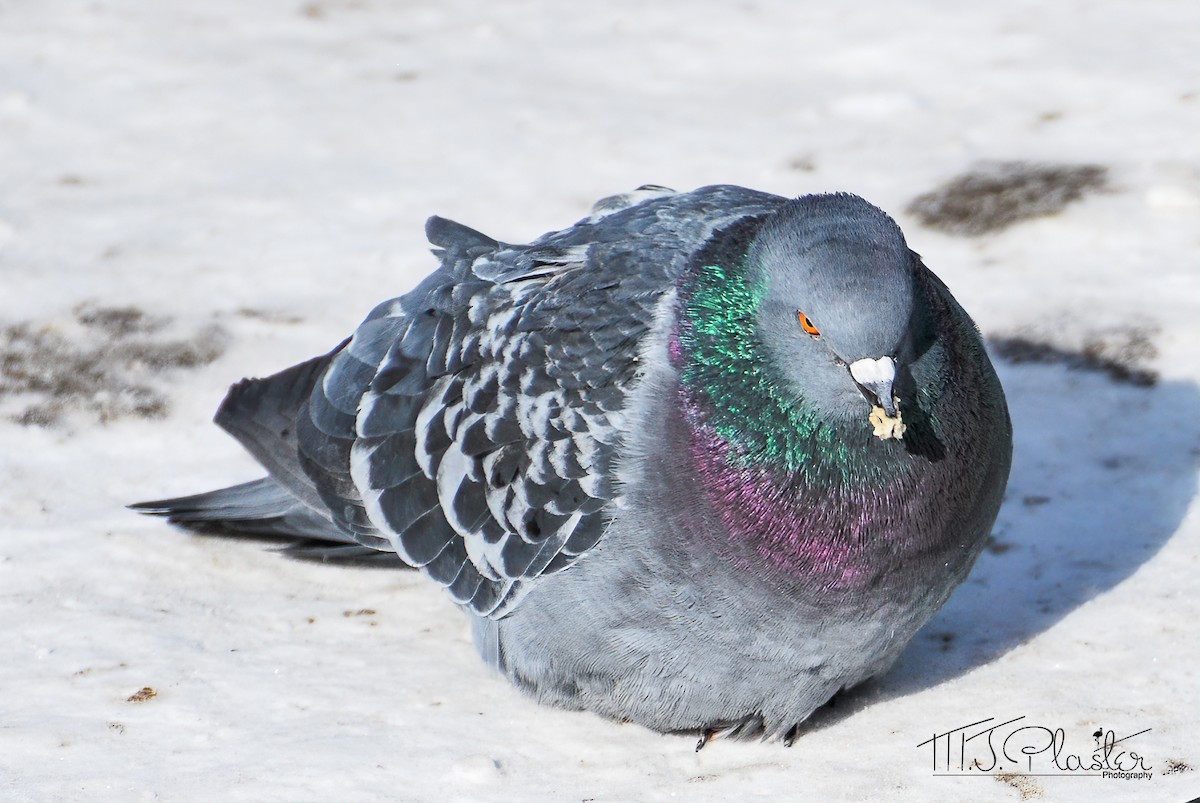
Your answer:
(134, 184), (1012, 745)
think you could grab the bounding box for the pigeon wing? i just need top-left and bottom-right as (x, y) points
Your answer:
(301, 185), (784, 617)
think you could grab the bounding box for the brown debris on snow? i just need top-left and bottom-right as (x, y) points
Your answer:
(908, 161), (1107, 235)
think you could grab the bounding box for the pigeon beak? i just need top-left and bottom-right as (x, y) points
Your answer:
(849, 356), (898, 416)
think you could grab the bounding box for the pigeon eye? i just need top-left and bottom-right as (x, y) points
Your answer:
(797, 311), (821, 337)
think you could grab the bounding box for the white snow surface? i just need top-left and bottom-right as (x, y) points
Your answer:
(2, 2), (1199, 801)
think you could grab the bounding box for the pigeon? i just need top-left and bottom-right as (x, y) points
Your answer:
(134, 184), (1012, 745)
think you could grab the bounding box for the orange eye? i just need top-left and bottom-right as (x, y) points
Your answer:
(798, 311), (821, 336)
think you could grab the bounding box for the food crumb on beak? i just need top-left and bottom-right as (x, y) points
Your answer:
(869, 405), (905, 440)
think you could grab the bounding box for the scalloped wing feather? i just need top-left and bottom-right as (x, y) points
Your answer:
(296, 185), (784, 617)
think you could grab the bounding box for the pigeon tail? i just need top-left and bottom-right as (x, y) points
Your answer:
(130, 478), (406, 566)
(213, 339), (349, 513)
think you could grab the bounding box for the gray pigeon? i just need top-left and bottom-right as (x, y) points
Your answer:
(135, 184), (1012, 745)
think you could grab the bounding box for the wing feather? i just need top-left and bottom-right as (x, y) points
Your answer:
(284, 185), (787, 616)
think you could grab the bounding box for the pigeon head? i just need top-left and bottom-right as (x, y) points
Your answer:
(675, 193), (922, 473)
(747, 194), (918, 431)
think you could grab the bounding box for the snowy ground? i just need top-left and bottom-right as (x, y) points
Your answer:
(2, 2), (1198, 801)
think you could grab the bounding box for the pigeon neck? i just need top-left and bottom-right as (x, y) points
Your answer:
(674, 394), (919, 591)
(672, 257), (879, 485)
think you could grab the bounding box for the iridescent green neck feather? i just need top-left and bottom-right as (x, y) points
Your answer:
(674, 259), (869, 485)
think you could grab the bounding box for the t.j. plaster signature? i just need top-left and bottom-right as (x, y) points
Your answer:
(918, 716), (1152, 778)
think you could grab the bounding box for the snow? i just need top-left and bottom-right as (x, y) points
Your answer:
(2, 1), (1198, 800)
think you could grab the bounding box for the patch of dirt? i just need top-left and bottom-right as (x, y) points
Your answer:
(787, 154), (817, 173)
(0, 302), (228, 427)
(74, 303), (165, 338)
(985, 535), (1015, 555)
(994, 772), (1042, 799)
(928, 631), (956, 652)
(126, 687), (157, 703)
(988, 326), (1157, 387)
(1164, 759), (1192, 774)
(908, 161), (1108, 235)
(235, 307), (304, 325)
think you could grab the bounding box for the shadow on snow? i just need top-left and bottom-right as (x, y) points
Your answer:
(804, 361), (1200, 732)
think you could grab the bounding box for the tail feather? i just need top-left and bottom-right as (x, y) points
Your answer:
(131, 478), (406, 567)
(133, 340), (410, 567)
(280, 541), (408, 566)
(213, 343), (348, 514)
(132, 477), (343, 540)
